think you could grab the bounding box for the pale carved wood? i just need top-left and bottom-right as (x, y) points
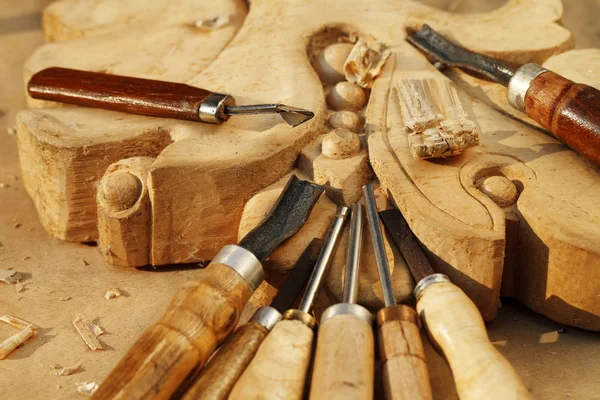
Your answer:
(16, 0), (600, 330)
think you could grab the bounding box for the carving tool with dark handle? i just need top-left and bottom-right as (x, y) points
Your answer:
(379, 208), (532, 400)
(91, 175), (324, 400)
(407, 24), (600, 166)
(229, 206), (349, 400)
(28, 67), (314, 127)
(309, 203), (374, 400)
(363, 185), (433, 400)
(179, 238), (324, 400)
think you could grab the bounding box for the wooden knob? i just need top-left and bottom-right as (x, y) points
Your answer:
(180, 321), (268, 400)
(417, 282), (532, 400)
(309, 313), (374, 400)
(376, 305), (433, 400)
(229, 318), (315, 400)
(28, 67), (213, 122)
(98, 171), (142, 213)
(525, 71), (600, 166)
(91, 261), (251, 400)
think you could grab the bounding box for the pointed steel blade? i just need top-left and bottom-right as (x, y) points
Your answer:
(224, 103), (314, 127)
(406, 24), (515, 86)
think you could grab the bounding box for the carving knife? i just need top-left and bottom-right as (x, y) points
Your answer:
(27, 67), (315, 127)
(229, 206), (349, 400)
(363, 185), (433, 400)
(379, 208), (532, 400)
(407, 24), (600, 166)
(309, 202), (375, 400)
(179, 238), (324, 400)
(91, 175), (324, 400)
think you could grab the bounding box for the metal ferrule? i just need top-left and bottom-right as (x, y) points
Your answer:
(376, 304), (420, 329)
(320, 303), (373, 326)
(212, 244), (264, 293)
(507, 63), (549, 112)
(250, 306), (282, 331)
(198, 93), (236, 124)
(414, 273), (450, 299)
(282, 309), (318, 331)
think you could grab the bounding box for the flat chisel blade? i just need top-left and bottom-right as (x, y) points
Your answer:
(238, 175), (325, 261)
(269, 238), (324, 313)
(379, 209), (435, 283)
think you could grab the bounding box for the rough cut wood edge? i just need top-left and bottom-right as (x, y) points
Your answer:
(97, 157), (155, 267)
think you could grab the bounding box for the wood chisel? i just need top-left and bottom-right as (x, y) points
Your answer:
(309, 203), (374, 400)
(91, 175), (324, 400)
(179, 238), (323, 400)
(363, 185), (433, 400)
(407, 24), (600, 166)
(229, 206), (349, 400)
(379, 208), (533, 400)
(27, 67), (315, 127)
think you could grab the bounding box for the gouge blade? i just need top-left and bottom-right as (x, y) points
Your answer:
(238, 175), (325, 261)
(406, 24), (515, 86)
(379, 209), (435, 283)
(269, 238), (324, 313)
(224, 104), (315, 127)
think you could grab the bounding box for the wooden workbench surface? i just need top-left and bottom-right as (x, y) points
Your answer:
(1, 1), (599, 398)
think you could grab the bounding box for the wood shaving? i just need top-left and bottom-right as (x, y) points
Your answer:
(397, 78), (479, 159)
(91, 323), (104, 336)
(75, 382), (99, 397)
(344, 39), (391, 88)
(0, 315), (38, 360)
(21, 256), (31, 261)
(13, 223), (21, 229)
(15, 281), (24, 293)
(72, 314), (103, 351)
(59, 296), (71, 301)
(0, 269), (22, 285)
(194, 14), (230, 30)
(6, 126), (16, 135)
(50, 363), (82, 376)
(104, 288), (121, 300)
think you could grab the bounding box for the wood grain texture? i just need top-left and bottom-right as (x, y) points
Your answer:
(181, 321), (268, 400)
(91, 261), (251, 400)
(229, 319), (314, 400)
(309, 314), (374, 400)
(525, 71), (600, 165)
(417, 282), (532, 400)
(28, 67), (213, 122)
(377, 306), (433, 400)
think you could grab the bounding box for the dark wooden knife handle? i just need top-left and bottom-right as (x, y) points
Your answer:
(525, 71), (600, 166)
(28, 67), (213, 121)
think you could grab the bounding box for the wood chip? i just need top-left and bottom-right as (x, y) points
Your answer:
(344, 39), (391, 89)
(21, 256), (31, 261)
(59, 296), (71, 301)
(0, 315), (38, 360)
(50, 363), (82, 376)
(72, 314), (103, 351)
(80, 259), (90, 266)
(75, 382), (99, 397)
(0, 182), (9, 188)
(15, 281), (24, 293)
(0, 269), (22, 285)
(194, 14), (230, 30)
(13, 223), (22, 229)
(91, 323), (104, 336)
(6, 126), (16, 135)
(104, 288), (121, 300)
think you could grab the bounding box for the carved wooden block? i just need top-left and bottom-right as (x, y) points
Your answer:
(16, 0), (600, 329)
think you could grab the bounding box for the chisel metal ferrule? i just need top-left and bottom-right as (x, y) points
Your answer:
(282, 309), (318, 331)
(320, 303), (372, 326)
(507, 63), (549, 112)
(250, 306), (282, 331)
(414, 273), (450, 299)
(212, 244), (264, 292)
(198, 92), (236, 124)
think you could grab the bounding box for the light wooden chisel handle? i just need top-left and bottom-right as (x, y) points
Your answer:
(376, 305), (433, 400)
(309, 314), (374, 400)
(417, 282), (532, 400)
(91, 262), (252, 400)
(229, 319), (315, 400)
(180, 321), (268, 400)
(524, 71), (600, 166)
